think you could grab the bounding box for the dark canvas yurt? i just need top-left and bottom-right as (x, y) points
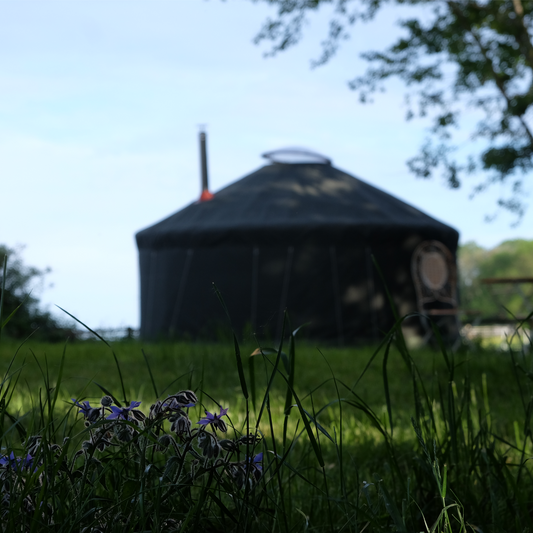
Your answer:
(136, 144), (459, 343)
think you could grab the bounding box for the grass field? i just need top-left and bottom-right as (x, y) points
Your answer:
(0, 335), (525, 429)
(0, 329), (532, 532)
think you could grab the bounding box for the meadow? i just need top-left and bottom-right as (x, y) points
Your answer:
(0, 323), (532, 532)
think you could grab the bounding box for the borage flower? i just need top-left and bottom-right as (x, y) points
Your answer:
(107, 401), (142, 421)
(72, 399), (101, 423)
(250, 452), (263, 471)
(247, 452), (263, 481)
(0, 451), (17, 468)
(0, 452), (34, 472)
(72, 399), (93, 417)
(197, 407), (228, 432)
(197, 431), (221, 459)
(170, 413), (192, 437)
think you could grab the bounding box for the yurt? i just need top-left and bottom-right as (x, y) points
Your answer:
(136, 141), (459, 343)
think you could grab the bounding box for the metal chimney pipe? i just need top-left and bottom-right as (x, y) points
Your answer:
(200, 131), (208, 192)
(198, 130), (214, 202)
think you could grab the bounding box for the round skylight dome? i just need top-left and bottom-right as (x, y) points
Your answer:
(262, 147), (332, 165)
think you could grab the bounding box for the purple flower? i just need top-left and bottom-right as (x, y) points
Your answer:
(21, 454), (33, 470)
(106, 400), (142, 421)
(163, 398), (195, 413)
(72, 399), (101, 423)
(0, 452), (34, 472)
(251, 452), (263, 471)
(246, 452), (263, 482)
(72, 399), (93, 417)
(164, 390), (198, 410)
(0, 451), (17, 468)
(197, 407), (229, 432)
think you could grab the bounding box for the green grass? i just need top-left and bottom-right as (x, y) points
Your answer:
(0, 328), (532, 532)
(0, 337), (525, 428)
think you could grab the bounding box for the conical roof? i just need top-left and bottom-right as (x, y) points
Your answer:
(136, 162), (458, 249)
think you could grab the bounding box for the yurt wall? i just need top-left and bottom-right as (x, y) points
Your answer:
(136, 149), (459, 343)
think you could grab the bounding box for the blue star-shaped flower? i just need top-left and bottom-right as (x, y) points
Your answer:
(71, 399), (93, 417)
(0, 452), (34, 472)
(251, 452), (263, 471)
(197, 407), (229, 432)
(106, 400), (142, 421)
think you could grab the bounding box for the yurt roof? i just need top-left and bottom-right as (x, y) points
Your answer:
(136, 159), (459, 249)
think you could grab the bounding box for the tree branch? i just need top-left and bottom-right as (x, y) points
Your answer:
(447, 0), (533, 147)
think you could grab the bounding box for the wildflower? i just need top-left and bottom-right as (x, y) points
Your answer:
(81, 440), (94, 453)
(197, 431), (221, 459)
(161, 518), (182, 532)
(149, 400), (164, 420)
(250, 452), (263, 471)
(0, 452), (34, 472)
(238, 433), (262, 446)
(246, 452), (263, 482)
(229, 463), (246, 489)
(22, 496), (35, 513)
(0, 452), (16, 468)
(163, 391), (197, 412)
(20, 454), (34, 470)
(91, 428), (114, 451)
(174, 390), (198, 407)
(157, 434), (172, 451)
(219, 439), (238, 452)
(100, 396), (113, 407)
(25, 435), (42, 456)
(227, 453), (263, 489)
(115, 428), (132, 442)
(72, 399), (101, 423)
(170, 413), (191, 437)
(107, 400), (142, 421)
(197, 407), (228, 432)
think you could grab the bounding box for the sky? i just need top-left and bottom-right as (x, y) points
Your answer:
(1, 0), (533, 330)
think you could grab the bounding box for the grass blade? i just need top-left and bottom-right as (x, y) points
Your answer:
(141, 348), (159, 398)
(55, 305), (127, 404)
(211, 283), (248, 399)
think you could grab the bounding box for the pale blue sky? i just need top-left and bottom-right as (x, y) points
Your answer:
(1, 0), (532, 329)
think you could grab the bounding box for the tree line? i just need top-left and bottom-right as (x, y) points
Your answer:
(458, 238), (533, 320)
(0, 245), (72, 341)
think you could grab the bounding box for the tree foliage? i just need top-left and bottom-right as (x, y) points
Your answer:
(253, 0), (533, 219)
(0, 245), (70, 341)
(458, 238), (533, 318)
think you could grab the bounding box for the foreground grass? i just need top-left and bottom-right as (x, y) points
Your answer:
(0, 330), (532, 532)
(0, 337), (524, 424)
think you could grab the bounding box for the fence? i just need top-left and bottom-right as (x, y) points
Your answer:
(70, 327), (140, 341)
(461, 323), (531, 349)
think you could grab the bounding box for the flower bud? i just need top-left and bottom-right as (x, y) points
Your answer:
(197, 431), (220, 459)
(117, 429), (132, 443)
(213, 418), (227, 433)
(230, 464), (246, 490)
(131, 409), (146, 422)
(219, 439), (238, 452)
(238, 433), (262, 446)
(81, 440), (94, 453)
(175, 390), (198, 406)
(87, 408), (101, 423)
(171, 414), (191, 437)
(149, 401), (164, 419)
(100, 396), (113, 407)
(158, 434), (172, 450)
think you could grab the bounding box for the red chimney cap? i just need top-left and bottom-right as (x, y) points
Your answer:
(199, 189), (214, 202)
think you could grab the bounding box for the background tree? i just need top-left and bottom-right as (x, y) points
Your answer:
(458, 239), (533, 319)
(0, 245), (71, 341)
(253, 0), (533, 220)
